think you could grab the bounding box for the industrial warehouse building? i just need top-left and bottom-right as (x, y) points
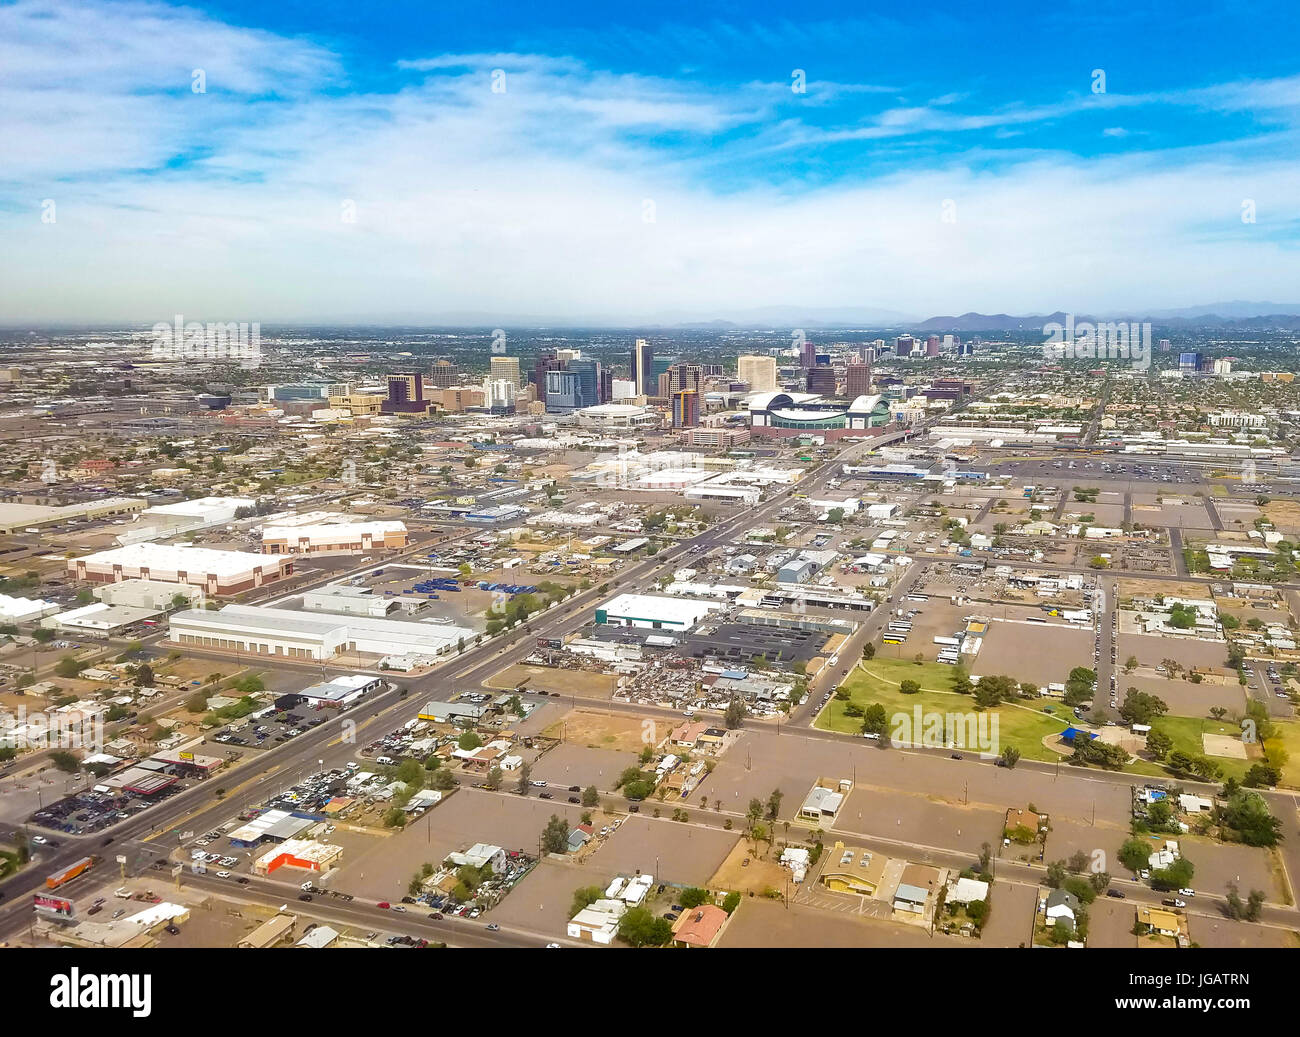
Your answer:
(594, 593), (721, 631)
(261, 520), (409, 555)
(94, 578), (204, 611)
(303, 584), (402, 617)
(0, 593), (60, 623)
(0, 496), (147, 534)
(168, 603), (474, 661)
(68, 543), (294, 594)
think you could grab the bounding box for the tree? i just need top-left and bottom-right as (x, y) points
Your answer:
(1045, 859), (1067, 888)
(54, 656), (85, 679)
(617, 907), (673, 947)
(1218, 789), (1283, 847)
(1150, 857), (1195, 891)
(570, 885), (603, 916)
(1145, 728), (1172, 760)
(516, 763), (532, 795)
(861, 642), (876, 661)
(383, 807), (406, 828)
(1124, 655), (1138, 673)
(766, 788), (784, 821)
(1118, 688), (1168, 726)
(724, 698), (746, 729)
(457, 731), (483, 752)
(999, 746), (1021, 769)
(899, 679), (920, 696)
(721, 891), (741, 915)
(1118, 838), (1152, 873)
(184, 691), (209, 713)
(432, 769), (458, 791)
(485, 765), (503, 790)
(679, 887), (709, 909)
(49, 750), (79, 773)
(581, 785), (599, 808)
(134, 663), (155, 687)
(1224, 882), (1246, 920)
(861, 703), (888, 736)
(395, 759), (423, 785)
(541, 814), (569, 855)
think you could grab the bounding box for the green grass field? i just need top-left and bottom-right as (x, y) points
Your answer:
(817, 657), (1070, 762)
(819, 658), (1300, 787)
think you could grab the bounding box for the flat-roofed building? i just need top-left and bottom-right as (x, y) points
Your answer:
(95, 579), (204, 611)
(238, 913), (297, 948)
(69, 543), (293, 595)
(262, 520), (408, 555)
(168, 603), (473, 661)
(594, 593), (720, 631)
(252, 838), (343, 876)
(0, 497), (147, 534)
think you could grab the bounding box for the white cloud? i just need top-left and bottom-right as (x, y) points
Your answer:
(1, 0), (1298, 323)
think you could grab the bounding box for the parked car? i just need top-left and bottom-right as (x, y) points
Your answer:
(1106, 889), (1125, 899)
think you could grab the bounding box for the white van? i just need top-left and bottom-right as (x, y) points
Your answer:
(376, 755), (395, 766)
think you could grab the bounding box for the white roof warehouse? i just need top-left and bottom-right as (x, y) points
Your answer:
(168, 603), (474, 661)
(69, 543), (293, 595)
(594, 593), (721, 631)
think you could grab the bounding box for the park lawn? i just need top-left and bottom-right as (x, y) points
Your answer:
(1147, 715), (1253, 784)
(1269, 717), (1300, 790)
(818, 658), (1066, 762)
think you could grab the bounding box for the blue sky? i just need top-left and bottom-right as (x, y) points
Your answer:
(2, 0), (1299, 323)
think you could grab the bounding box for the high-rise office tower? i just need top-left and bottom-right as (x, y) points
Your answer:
(630, 339), (654, 396)
(544, 369), (579, 413)
(565, 358), (602, 408)
(382, 372), (429, 414)
(428, 360), (460, 387)
(845, 360), (873, 396)
(895, 335), (914, 357)
(926, 336), (941, 356)
(737, 355), (778, 392)
(800, 339), (816, 369)
(671, 389), (700, 428)
(805, 363), (837, 394)
(490, 355), (522, 387)
(665, 363), (702, 394)
(533, 350), (563, 389)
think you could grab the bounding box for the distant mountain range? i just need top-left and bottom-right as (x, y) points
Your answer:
(5, 301), (1300, 334)
(915, 306), (1300, 333)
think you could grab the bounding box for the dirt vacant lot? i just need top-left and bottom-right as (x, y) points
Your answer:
(486, 663), (618, 698)
(542, 709), (655, 753)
